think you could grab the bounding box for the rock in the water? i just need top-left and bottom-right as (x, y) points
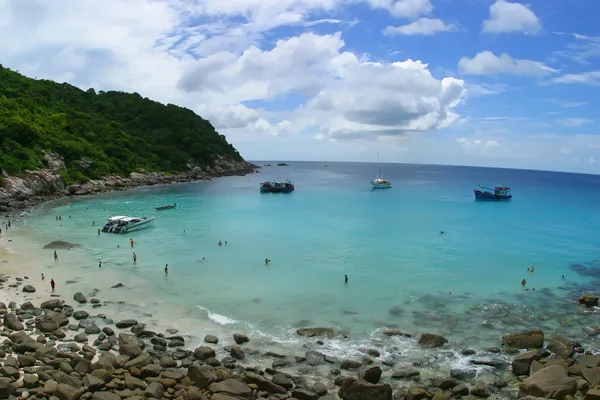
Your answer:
(338, 377), (392, 400)
(579, 294), (599, 307)
(297, 327), (335, 338)
(73, 311), (89, 320)
(548, 335), (575, 359)
(502, 329), (544, 349)
(519, 365), (577, 399)
(244, 371), (287, 394)
(233, 333), (249, 344)
(22, 285), (36, 293)
(43, 240), (80, 249)
(382, 329), (412, 338)
(115, 319), (138, 328)
(73, 292), (87, 304)
(418, 333), (448, 348)
(205, 335), (219, 344)
(359, 366), (382, 384)
(471, 382), (491, 398)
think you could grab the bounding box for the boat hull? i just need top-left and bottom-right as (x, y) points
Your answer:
(122, 219), (155, 232)
(155, 206), (175, 210)
(474, 190), (512, 200)
(371, 180), (391, 189)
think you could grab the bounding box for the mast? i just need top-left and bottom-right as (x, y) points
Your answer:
(376, 152), (380, 178)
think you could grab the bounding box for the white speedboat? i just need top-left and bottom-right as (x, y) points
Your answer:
(370, 153), (392, 189)
(102, 215), (155, 234)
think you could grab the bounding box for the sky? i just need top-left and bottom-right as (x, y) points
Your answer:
(0, 0), (599, 174)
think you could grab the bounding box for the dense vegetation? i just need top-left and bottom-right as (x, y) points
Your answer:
(0, 65), (243, 184)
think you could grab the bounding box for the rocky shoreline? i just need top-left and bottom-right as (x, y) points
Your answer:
(0, 155), (259, 216)
(1, 274), (600, 400)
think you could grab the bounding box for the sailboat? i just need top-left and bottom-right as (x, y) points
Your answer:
(370, 153), (392, 189)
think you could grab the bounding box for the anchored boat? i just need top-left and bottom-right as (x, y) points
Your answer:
(370, 152), (391, 189)
(474, 185), (512, 200)
(102, 216), (155, 233)
(260, 180), (295, 193)
(155, 203), (176, 211)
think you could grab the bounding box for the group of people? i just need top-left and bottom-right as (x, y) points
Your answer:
(0, 220), (11, 236)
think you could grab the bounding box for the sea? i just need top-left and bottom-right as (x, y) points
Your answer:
(4, 161), (600, 375)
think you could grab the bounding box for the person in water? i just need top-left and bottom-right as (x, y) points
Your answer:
(225, 241), (228, 246)
(521, 278), (526, 287)
(265, 258), (270, 265)
(41, 273), (45, 280)
(344, 275), (348, 283)
(133, 252), (137, 263)
(562, 274), (565, 279)
(218, 241), (222, 246)
(440, 231), (444, 234)
(130, 238), (135, 248)
(99, 261), (102, 268)
(50, 278), (55, 292)
(165, 264), (168, 275)
(97, 229), (101, 236)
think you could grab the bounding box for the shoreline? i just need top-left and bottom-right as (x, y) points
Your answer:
(0, 157), (259, 218)
(1, 271), (599, 400)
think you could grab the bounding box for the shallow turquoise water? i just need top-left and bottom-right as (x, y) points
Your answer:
(8, 162), (600, 351)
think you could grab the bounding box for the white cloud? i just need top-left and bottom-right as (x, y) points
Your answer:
(458, 51), (558, 77)
(483, 0), (542, 35)
(589, 156), (596, 165)
(559, 118), (594, 127)
(383, 18), (454, 36)
(366, 0), (433, 19)
(457, 137), (500, 149)
(551, 71), (600, 85)
(178, 33), (466, 140)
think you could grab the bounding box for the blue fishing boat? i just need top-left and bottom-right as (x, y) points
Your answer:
(474, 185), (512, 200)
(260, 180), (295, 193)
(281, 180), (295, 193)
(260, 181), (273, 193)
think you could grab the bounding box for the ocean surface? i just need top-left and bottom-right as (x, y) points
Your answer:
(4, 162), (600, 370)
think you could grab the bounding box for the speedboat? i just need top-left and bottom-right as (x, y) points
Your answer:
(474, 185), (512, 200)
(155, 203), (176, 210)
(102, 216), (155, 233)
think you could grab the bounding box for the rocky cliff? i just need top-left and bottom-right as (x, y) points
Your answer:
(0, 154), (258, 215)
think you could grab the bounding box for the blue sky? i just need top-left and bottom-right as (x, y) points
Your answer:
(0, 0), (599, 173)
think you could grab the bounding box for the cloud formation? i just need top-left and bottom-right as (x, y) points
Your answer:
(458, 51), (558, 77)
(483, 0), (542, 34)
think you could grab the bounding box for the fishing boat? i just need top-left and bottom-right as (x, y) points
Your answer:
(474, 185), (512, 200)
(101, 216), (155, 233)
(260, 180), (295, 193)
(155, 203), (176, 211)
(370, 153), (391, 189)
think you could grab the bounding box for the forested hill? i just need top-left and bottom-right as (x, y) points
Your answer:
(0, 65), (244, 183)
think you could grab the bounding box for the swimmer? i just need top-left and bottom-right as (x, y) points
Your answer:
(218, 241), (222, 246)
(440, 231), (444, 234)
(99, 261), (102, 268)
(41, 273), (45, 280)
(562, 274), (565, 279)
(50, 278), (55, 292)
(133, 252), (137, 263)
(165, 264), (168, 275)
(130, 238), (135, 248)
(531, 265), (535, 273)
(521, 279), (526, 287)
(344, 275), (348, 283)
(265, 258), (270, 265)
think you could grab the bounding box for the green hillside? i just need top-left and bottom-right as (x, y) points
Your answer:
(0, 65), (243, 184)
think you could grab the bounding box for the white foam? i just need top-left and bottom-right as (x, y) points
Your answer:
(197, 306), (239, 325)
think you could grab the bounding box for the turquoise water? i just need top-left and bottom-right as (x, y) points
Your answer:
(6, 162), (600, 354)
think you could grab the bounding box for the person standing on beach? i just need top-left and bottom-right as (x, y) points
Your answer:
(50, 279), (55, 292)
(133, 252), (137, 263)
(165, 264), (168, 275)
(54, 249), (58, 262)
(41, 274), (45, 280)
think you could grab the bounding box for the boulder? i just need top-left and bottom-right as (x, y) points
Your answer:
(205, 335), (219, 344)
(292, 388), (320, 400)
(115, 319), (138, 329)
(73, 292), (87, 304)
(359, 366), (382, 384)
(382, 329), (412, 338)
(187, 364), (217, 390)
(338, 378), (392, 400)
(92, 392), (120, 400)
(579, 295), (599, 307)
(3, 313), (23, 331)
(144, 381), (165, 399)
(512, 350), (542, 376)
(296, 327), (335, 338)
(548, 335), (575, 359)
(209, 379), (253, 399)
(418, 333), (448, 348)
(502, 329), (544, 349)
(22, 285), (36, 293)
(194, 346), (216, 360)
(233, 333), (249, 344)
(56, 383), (82, 400)
(519, 365), (577, 399)
(244, 371), (287, 394)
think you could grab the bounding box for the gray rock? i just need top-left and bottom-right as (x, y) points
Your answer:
(194, 346), (216, 360)
(272, 373), (294, 389)
(82, 374), (104, 391)
(187, 364), (217, 390)
(56, 382), (82, 400)
(115, 319), (138, 329)
(0, 377), (16, 399)
(209, 379), (253, 398)
(73, 311), (89, 320)
(73, 292), (87, 304)
(92, 392), (120, 400)
(338, 378), (392, 400)
(548, 335), (575, 359)
(3, 313), (23, 331)
(340, 359), (362, 370)
(233, 333), (249, 344)
(22, 285), (36, 293)
(244, 371), (287, 394)
(74, 333), (88, 343)
(418, 333), (448, 348)
(502, 329), (544, 349)
(144, 381), (165, 399)
(296, 327), (335, 338)
(359, 366), (382, 384)
(204, 335), (218, 344)
(450, 368), (477, 380)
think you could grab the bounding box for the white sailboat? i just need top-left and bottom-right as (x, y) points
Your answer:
(370, 153), (391, 189)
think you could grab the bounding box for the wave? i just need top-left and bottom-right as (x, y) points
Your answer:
(196, 306), (239, 325)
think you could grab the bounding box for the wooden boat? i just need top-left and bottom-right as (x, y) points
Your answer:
(155, 203), (176, 210)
